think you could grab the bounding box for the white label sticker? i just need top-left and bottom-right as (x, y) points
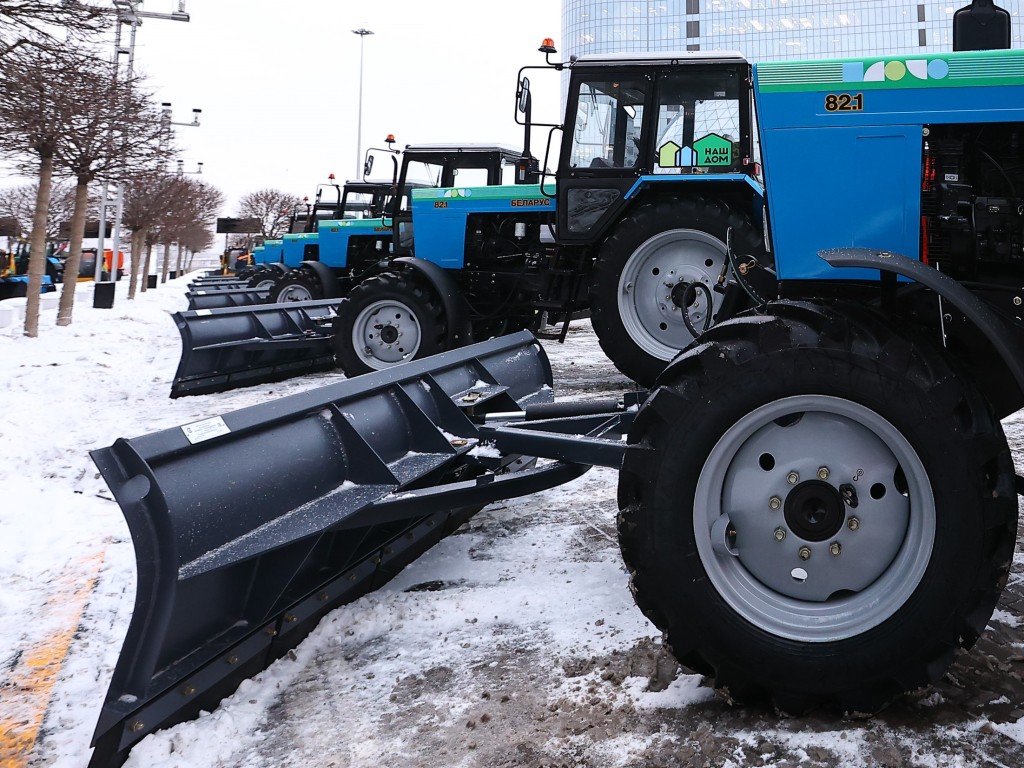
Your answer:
(195, 309), (212, 316)
(182, 416), (231, 444)
(945, 173), (959, 182)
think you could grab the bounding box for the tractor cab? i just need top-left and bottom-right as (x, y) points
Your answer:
(290, 179), (394, 234)
(555, 52), (759, 243)
(393, 144), (526, 255)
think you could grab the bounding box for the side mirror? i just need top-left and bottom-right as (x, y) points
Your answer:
(363, 155), (374, 178)
(518, 77), (531, 114)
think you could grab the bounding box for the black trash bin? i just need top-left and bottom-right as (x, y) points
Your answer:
(147, 274), (158, 289)
(94, 281), (116, 309)
(169, 270), (177, 279)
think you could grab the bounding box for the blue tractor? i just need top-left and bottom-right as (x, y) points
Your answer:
(242, 178), (394, 293)
(88, 4), (1024, 763)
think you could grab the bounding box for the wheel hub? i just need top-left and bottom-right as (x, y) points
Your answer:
(352, 299), (423, 369)
(694, 396), (935, 642)
(617, 229), (726, 361)
(784, 480), (845, 542)
(670, 281), (700, 310)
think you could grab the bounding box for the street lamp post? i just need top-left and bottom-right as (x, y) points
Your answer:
(352, 28), (374, 179)
(95, 1), (192, 298)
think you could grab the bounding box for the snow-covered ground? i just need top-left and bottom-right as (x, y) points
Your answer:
(2, 277), (1023, 768)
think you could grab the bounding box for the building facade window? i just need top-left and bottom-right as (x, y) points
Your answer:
(562, 0), (1023, 62)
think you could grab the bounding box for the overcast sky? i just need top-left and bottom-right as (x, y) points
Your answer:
(121, 0), (564, 215)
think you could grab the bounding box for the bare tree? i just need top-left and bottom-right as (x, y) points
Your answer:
(237, 188), (303, 239)
(0, 1), (106, 58)
(121, 171), (194, 299)
(154, 177), (222, 283)
(0, 47), (92, 336)
(52, 58), (172, 325)
(0, 180), (86, 243)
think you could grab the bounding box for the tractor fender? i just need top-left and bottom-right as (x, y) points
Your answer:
(392, 256), (472, 348)
(819, 247), (1024, 404)
(297, 260), (338, 298)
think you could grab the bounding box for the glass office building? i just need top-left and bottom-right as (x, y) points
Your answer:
(562, 1), (1024, 62)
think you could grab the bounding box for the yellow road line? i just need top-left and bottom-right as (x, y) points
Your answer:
(0, 549), (106, 768)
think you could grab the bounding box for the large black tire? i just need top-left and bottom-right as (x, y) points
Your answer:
(589, 196), (766, 387)
(618, 301), (1017, 712)
(248, 266), (285, 291)
(268, 268), (323, 302)
(333, 272), (445, 377)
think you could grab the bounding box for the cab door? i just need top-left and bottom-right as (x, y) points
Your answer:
(556, 70), (652, 244)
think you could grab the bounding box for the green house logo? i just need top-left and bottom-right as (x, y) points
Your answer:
(694, 133), (732, 166)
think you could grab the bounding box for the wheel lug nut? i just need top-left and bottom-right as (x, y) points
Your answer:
(817, 466), (830, 480)
(798, 546), (811, 560)
(773, 528), (786, 542)
(847, 517), (860, 531)
(829, 542), (842, 556)
(787, 472), (800, 485)
(769, 496), (782, 510)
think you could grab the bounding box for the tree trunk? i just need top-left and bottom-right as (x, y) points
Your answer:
(23, 153), (55, 337)
(176, 243), (183, 274)
(57, 178), (91, 326)
(160, 242), (171, 283)
(141, 241), (153, 292)
(127, 228), (147, 300)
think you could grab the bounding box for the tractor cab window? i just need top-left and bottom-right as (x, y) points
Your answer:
(399, 161), (444, 213)
(569, 78), (648, 170)
(342, 192), (375, 219)
(653, 67), (743, 175)
(452, 167), (489, 187)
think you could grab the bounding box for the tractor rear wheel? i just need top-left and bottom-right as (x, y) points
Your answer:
(333, 272), (445, 377)
(269, 268), (322, 302)
(617, 301), (1017, 712)
(248, 267), (283, 291)
(589, 196), (765, 386)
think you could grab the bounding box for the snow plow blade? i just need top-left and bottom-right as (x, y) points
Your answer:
(186, 279), (252, 291)
(171, 300), (343, 397)
(186, 288), (268, 311)
(88, 332), (616, 768)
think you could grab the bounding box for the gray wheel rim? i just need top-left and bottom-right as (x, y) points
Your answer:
(351, 299), (423, 370)
(693, 395), (935, 643)
(253, 278), (276, 291)
(276, 283), (314, 302)
(617, 229), (726, 361)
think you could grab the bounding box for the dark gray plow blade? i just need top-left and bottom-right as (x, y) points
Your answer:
(88, 332), (582, 768)
(186, 288), (268, 311)
(171, 300), (343, 398)
(186, 279), (252, 291)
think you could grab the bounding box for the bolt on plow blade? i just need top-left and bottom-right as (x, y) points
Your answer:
(171, 300), (344, 397)
(88, 332), (585, 768)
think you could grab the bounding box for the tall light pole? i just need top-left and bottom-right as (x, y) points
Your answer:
(352, 28), (374, 179)
(96, 1), (191, 293)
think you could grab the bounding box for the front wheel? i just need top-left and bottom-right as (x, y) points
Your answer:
(248, 266), (284, 291)
(268, 268), (322, 302)
(589, 196), (766, 387)
(618, 302), (1017, 712)
(333, 272), (445, 377)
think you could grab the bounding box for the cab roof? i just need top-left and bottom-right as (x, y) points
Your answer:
(404, 143), (523, 157)
(570, 50), (748, 67)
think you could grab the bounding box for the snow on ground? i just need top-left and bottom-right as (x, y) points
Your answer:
(2, 277), (1024, 767)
